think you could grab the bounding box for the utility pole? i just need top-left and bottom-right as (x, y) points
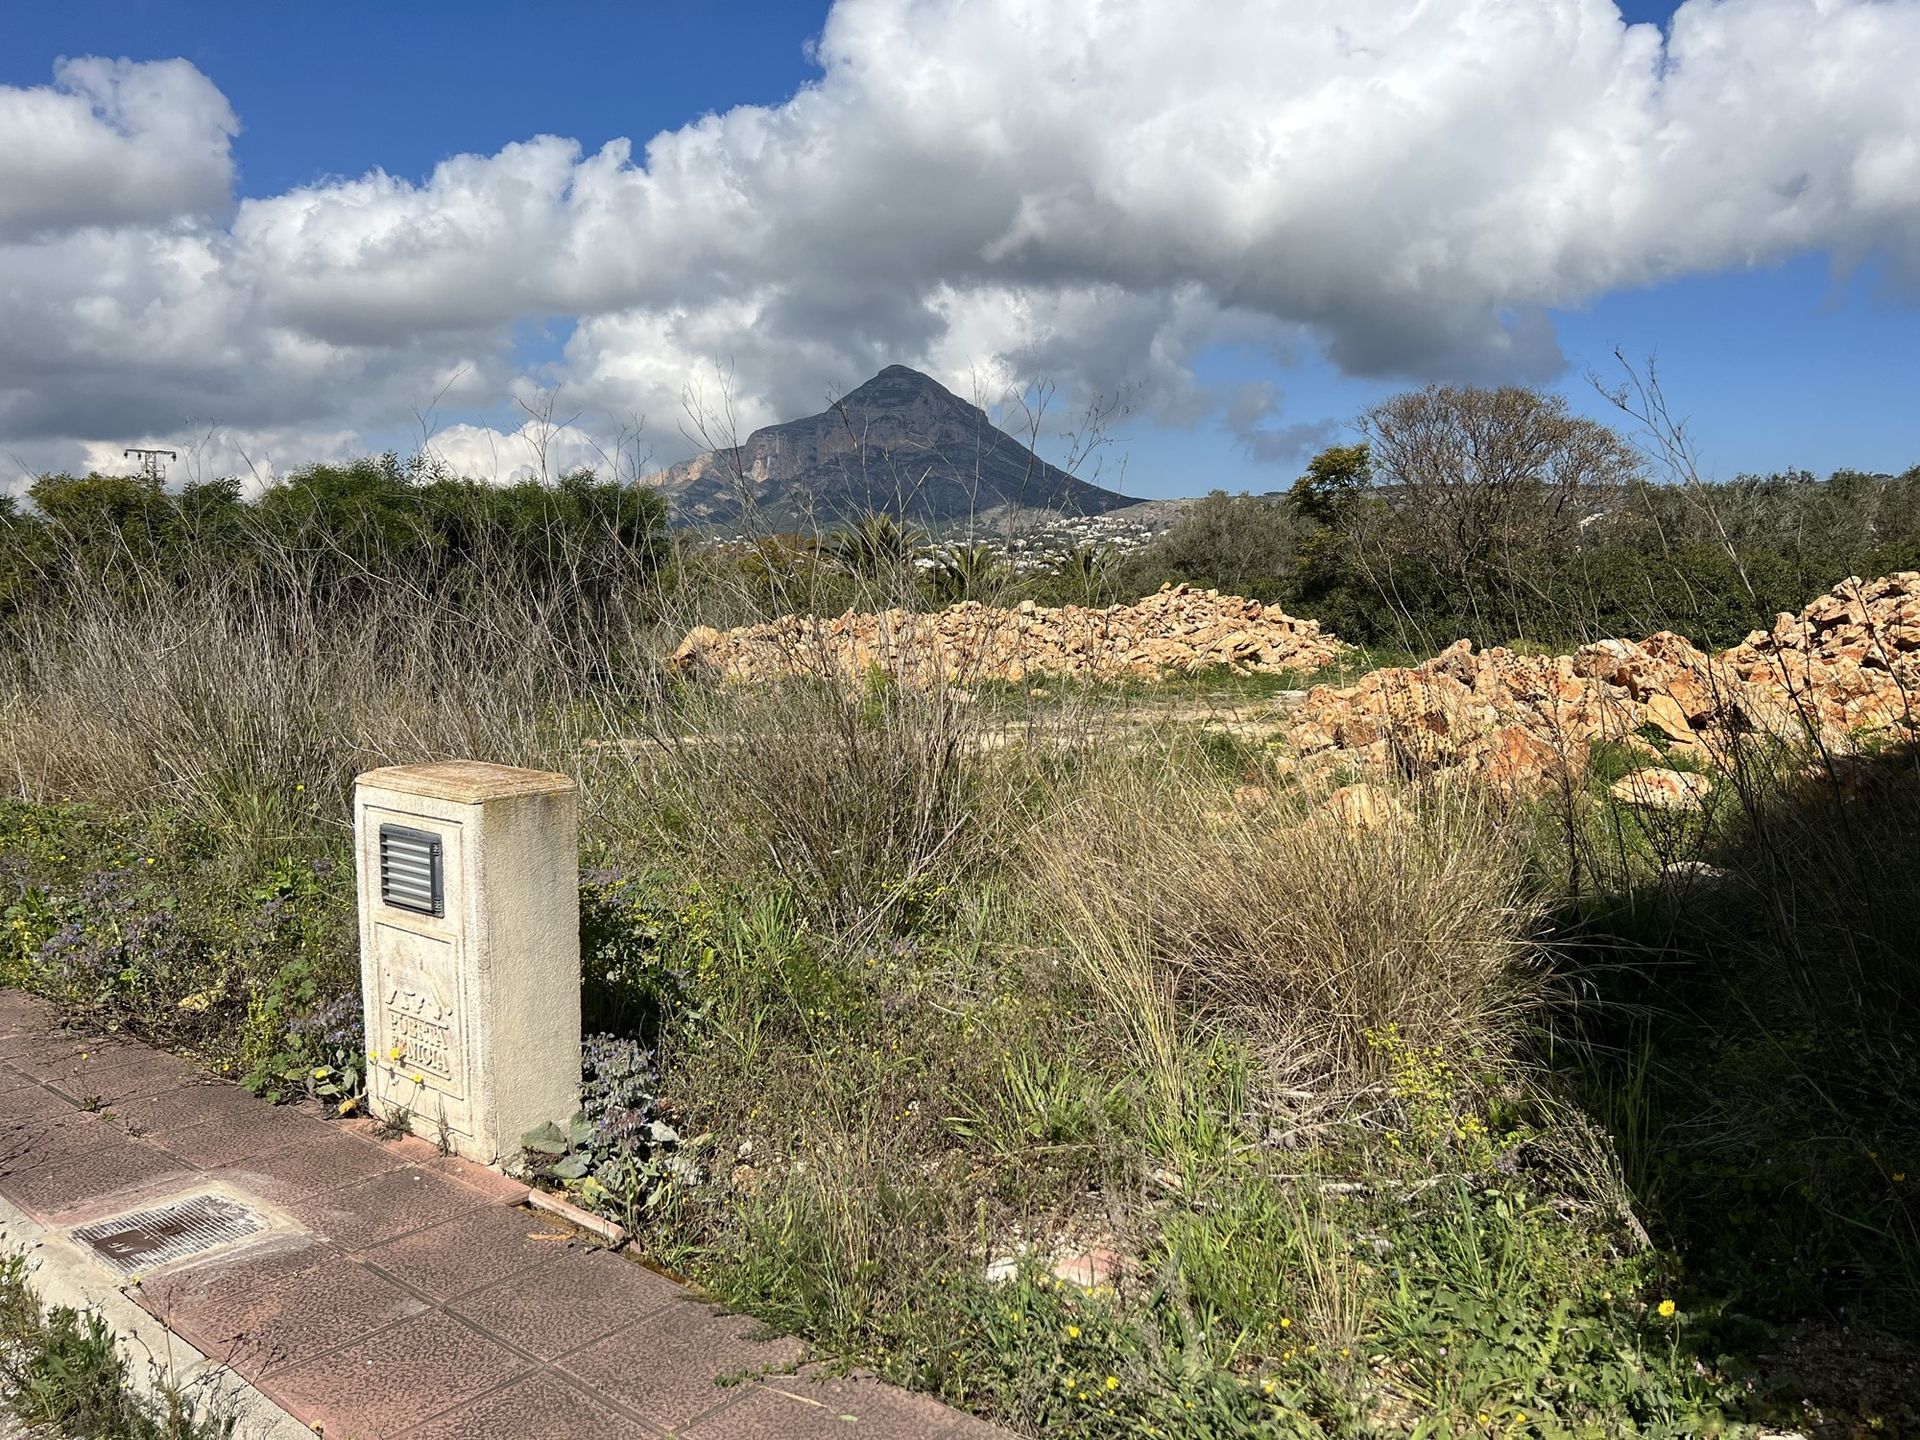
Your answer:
(124, 447), (177, 485)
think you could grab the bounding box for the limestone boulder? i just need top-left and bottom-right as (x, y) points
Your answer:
(1609, 767), (1714, 812)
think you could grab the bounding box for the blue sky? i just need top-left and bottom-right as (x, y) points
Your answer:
(1, 2), (837, 199)
(2, 0), (1916, 497)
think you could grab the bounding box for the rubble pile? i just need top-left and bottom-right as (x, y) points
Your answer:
(1286, 572), (1920, 793)
(670, 584), (1349, 685)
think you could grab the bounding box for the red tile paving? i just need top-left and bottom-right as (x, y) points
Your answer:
(266, 1309), (532, 1435)
(405, 1371), (658, 1440)
(286, 1160), (500, 1250)
(147, 1243), (430, 1374)
(361, 1204), (580, 1301)
(44, 1044), (202, 1105)
(448, 1247), (684, 1359)
(206, 1126), (409, 1205)
(0, 1108), (125, 1180)
(558, 1301), (809, 1431)
(0, 990), (1013, 1439)
(1, 1133), (196, 1216)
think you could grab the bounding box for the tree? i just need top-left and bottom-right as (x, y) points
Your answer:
(1360, 385), (1638, 586)
(1287, 443), (1370, 528)
(830, 511), (923, 583)
(929, 542), (1004, 603)
(1130, 490), (1297, 598)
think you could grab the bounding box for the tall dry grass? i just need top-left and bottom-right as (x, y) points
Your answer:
(0, 572), (623, 850)
(1029, 750), (1544, 1102)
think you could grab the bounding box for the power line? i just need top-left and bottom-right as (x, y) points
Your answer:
(124, 448), (178, 484)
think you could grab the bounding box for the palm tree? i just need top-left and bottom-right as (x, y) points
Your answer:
(830, 511), (922, 580)
(1049, 543), (1112, 602)
(931, 542), (1005, 603)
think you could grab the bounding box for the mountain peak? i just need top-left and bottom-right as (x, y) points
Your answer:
(837, 363), (956, 408)
(650, 365), (1134, 527)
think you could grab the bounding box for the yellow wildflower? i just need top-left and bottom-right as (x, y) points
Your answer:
(1105, 1376), (1119, 1391)
(1657, 1299), (1676, 1318)
(1066, 1325), (1081, 1339)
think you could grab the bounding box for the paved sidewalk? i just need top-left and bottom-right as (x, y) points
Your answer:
(0, 990), (1003, 1439)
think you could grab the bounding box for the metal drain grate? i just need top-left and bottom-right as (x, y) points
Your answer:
(72, 1193), (268, 1276)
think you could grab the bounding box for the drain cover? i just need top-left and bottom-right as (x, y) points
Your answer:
(72, 1193), (268, 1276)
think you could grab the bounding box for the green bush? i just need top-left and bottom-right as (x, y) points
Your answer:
(0, 800), (357, 1085)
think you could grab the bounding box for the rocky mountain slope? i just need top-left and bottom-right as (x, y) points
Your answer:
(648, 365), (1136, 526)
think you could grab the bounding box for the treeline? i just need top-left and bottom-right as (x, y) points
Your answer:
(1118, 386), (1920, 651)
(6, 387), (1917, 655)
(0, 454), (670, 619)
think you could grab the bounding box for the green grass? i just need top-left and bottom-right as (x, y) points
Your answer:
(961, 648), (1418, 716)
(11, 732), (1915, 1436)
(0, 1253), (234, 1440)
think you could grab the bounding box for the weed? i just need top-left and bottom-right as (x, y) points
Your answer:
(0, 1251), (235, 1439)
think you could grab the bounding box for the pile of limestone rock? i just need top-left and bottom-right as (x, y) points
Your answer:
(670, 584), (1349, 685)
(1285, 572), (1920, 806)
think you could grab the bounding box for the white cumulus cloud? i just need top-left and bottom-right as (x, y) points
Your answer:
(1, 0), (1917, 479)
(0, 57), (236, 240)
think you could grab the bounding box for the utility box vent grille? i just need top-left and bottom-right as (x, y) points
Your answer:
(379, 823), (444, 917)
(73, 1193), (268, 1276)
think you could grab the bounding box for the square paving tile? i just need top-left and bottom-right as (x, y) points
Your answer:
(449, 1249), (684, 1359)
(0, 1109), (124, 1179)
(208, 1127), (407, 1207)
(340, 1119), (445, 1163)
(559, 1299), (806, 1431)
(109, 1080), (258, 1134)
(363, 1204), (581, 1301)
(0, 1135), (197, 1219)
(288, 1163), (496, 1250)
(46, 1047), (200, 1106)
(686, 1373), (1011, 1439)
(141, 1242), (426, 1374)
(35, 1037), (149, 1087)
(138, 1233), (330, 1311)
(146, 1097), (332, 1170)
(695, 1374), (1013, 1440)
(2, 1078), (92, 1129)
(405, 1370), (660, 1440)
(426, 1154), (534, 1205)
(0, 1025), (96, 1065)
(265, 1310), (531, 1436)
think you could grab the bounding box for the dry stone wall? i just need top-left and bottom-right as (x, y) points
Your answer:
(671, 584), (1350, 685)
(1285, 572), (1920, 793)
(672, 572), (1920, 798)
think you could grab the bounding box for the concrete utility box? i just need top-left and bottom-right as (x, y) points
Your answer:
(354, 761), (580, 1167)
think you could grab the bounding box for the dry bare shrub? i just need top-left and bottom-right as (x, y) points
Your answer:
(600, 669), (984, 936)
(1030, 753), (1543, 1094)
